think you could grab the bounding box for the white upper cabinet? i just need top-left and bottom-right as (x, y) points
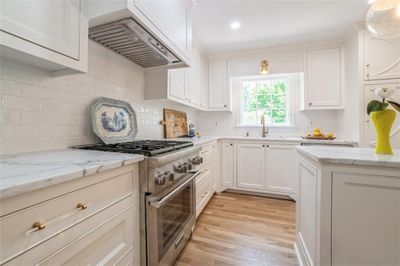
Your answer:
(208, 59), (231, 111)
(134, 0), (192, 63)
(169, 68), (187, 101)
(237, 143), (266, 191)
(266, 144), (297, 196)
(0, 0), (88, 72)
(302, 46), (344, 110)
(363, 33), (400, 81)
(220, 142), (235, 187)
(145, 43), (205, 110)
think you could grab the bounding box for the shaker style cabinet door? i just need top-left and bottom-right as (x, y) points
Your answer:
(304, 47), (344, 109)
(168, 68), (187, 101)
(187, 45), (202, 106)
(0, 0), (81, 60)
(364, 33), (400, 81)
(236, 143), (266, 191)
(208, 59), (230, 110)
(220, 142), (235, 187)
(266, 145), (297, 195)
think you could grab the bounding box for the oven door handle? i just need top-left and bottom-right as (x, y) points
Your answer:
(148, 170), (201, 209)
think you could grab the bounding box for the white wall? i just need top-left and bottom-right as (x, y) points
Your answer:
(197, 43), (342, 138)
(0, 41), (197, 155)
(336, 30), (360, 141)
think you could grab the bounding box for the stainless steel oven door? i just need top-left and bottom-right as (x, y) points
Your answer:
(146, 171), (199, 266)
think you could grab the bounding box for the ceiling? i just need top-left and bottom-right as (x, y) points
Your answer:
(192, 0), (370, 54)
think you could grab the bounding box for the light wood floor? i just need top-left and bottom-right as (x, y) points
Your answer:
(175, 192), (297, 266)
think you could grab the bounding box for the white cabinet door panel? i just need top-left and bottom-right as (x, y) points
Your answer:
(168, 68), (186, 101)
(1, 0), (81, 60)
(297, 160), (318, 265)
(305, 47), (343, 109)
(331, 172), (400, 266)
(208, 59), (229, 110)
(267, 145), (296, 194)
(364, 33), (400, 81)
(237, 143), (266, 191)
(221, 142), (235, 187)
(187, 46), (202, 106)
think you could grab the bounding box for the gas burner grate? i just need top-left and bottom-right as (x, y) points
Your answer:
(73, 140), (193, 157)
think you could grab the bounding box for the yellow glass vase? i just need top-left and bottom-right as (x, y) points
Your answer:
(371, 109), (396, 154)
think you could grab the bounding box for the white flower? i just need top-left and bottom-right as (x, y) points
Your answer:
(374, 87), (395, 99)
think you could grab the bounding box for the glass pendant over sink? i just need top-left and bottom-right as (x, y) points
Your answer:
(366, 0), (400, 39)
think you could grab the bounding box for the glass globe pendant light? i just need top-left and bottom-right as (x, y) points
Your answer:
(366, 0), (400, 39)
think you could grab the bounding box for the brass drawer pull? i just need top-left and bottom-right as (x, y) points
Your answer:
(32, 221), (46, 231)
(77, 203), (88, 210)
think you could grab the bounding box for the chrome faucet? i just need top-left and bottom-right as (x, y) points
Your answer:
(261, 114), (269, 137)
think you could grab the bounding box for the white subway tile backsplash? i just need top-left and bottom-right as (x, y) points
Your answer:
(0, 41), (197, 155)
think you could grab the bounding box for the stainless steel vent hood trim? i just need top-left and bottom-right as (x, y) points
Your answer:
(89, 18), (181, 68)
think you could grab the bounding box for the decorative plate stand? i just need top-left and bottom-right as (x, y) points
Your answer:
(91, 97), (138, 144)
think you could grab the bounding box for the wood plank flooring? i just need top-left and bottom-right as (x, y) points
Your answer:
(175, 192), (297, 266)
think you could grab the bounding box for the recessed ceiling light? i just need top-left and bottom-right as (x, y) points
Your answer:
(230, 21), (241, 30)
(368, 0), (374, 4)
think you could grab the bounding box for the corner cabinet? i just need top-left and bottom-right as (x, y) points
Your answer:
(302, 46), (344, 110)
(208, 59), (231, 111)
(363, 33), (400, 81)
(0, 0), (88, 73)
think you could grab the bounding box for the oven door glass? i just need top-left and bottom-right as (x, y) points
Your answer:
(156, 180), (194, 261)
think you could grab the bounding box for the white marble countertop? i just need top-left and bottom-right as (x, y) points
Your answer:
(296, 146), (400, 168)
(0, 149), (144, 199)
(171, 136), (358, 146)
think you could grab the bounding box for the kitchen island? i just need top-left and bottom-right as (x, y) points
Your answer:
(295, 146), (400, 266)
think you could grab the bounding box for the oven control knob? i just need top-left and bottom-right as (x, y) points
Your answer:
(173, 164), (188, 173)
(155, 174), (166, 185)
(190, 156), (203, 165)
(184, 162), (193, 170)
(165, 171), (175, 181)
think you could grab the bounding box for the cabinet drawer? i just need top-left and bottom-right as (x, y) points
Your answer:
(0, 172), (135, 264)
(4, 197), (138, 266)
(196, 170), (212, 211)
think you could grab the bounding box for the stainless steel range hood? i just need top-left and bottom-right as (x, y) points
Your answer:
(89, 18), (181, 68)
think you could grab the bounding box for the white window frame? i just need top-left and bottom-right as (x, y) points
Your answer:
(237, 73), (295, 128)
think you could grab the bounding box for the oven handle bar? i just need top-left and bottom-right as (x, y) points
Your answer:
(148, 170), (201, 209)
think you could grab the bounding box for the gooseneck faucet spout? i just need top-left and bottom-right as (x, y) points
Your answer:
(261, 114), (268, 137)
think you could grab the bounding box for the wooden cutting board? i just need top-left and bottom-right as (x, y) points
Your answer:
(162, 109), (188, 138)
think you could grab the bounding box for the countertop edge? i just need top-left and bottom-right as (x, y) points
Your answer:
(0, 154), (144, 200)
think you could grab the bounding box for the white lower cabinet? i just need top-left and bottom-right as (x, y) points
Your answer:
(0, 164), (140, 266)
(195, 141), (217, 218)
(237, 143), (266, 191)
(220, 141), (297, 199)
(220, 142), (235, 187)
(267, 144), (297, 196)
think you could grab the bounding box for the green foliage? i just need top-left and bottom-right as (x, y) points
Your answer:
(367, 100), (388, 115)
(242, 80), (287, 124)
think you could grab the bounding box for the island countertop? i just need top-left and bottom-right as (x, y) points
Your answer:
(296, 146), (400, 168)
(0, 149), (144, 199)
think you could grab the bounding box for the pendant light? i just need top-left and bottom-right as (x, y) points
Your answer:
(260, 60), (270, 75)
(366, 0), (400, 39)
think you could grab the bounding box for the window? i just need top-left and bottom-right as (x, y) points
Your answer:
(239, 74), (291, 127)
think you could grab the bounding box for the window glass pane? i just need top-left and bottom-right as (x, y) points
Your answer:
(241, 77), (289, 126)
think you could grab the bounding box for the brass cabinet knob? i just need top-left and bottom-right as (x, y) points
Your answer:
(32, 221), (46, 230)
(77, 203), (88, 210)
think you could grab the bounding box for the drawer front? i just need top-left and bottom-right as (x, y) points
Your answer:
(1, 172), (135, 264)
(5, 196), (139, 266)
(199, 144), (215, 164)
(196, 170), (212, 212)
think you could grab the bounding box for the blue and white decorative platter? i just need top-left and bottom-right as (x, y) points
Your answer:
(91, 97), (138, 144)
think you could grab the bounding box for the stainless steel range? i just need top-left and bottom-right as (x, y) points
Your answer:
(75, 140), (202, 266)
(74, 98), (203, 266)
